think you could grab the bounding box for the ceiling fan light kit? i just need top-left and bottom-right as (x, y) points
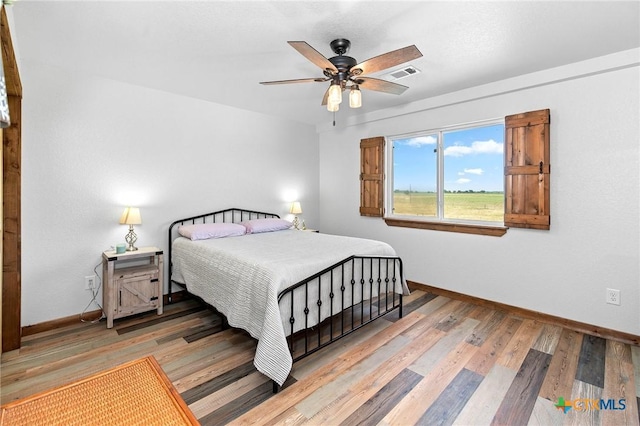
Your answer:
(260, 38), (422, 119)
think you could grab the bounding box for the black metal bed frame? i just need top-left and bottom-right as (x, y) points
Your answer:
(167, 208), (404, 392)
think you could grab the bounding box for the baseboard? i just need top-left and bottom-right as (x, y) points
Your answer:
(409, 281), (640, 346)
(22, 309), (103, 337)
(21, 291), (192, 338)
(22, 285), (639, 346)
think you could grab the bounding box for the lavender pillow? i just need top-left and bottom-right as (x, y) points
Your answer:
(240, 218), (292, 234)
(178, 223), (246, 240)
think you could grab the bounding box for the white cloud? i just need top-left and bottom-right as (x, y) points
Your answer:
(464, 168), (484, 175)
(403, 135), (437, 147)
(444, 139), (503, 157)
(456, 178), (471, 184)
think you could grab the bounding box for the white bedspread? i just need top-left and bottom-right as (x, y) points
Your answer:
(171, 229), (408, 385)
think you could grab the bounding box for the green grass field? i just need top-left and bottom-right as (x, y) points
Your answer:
(393, 192), (504, 222)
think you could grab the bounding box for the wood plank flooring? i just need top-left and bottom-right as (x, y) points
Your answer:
(2, 290), (639, 425)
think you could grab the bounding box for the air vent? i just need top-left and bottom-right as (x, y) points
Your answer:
(381, 65), (421, 81)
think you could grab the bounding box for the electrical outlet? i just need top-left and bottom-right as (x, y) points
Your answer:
(85, 275), (96, 290)
(606, 288), (620, 305)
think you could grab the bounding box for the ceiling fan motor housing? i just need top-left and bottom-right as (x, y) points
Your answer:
(329, 55), (357, 82)
(328, 39), (358, 84)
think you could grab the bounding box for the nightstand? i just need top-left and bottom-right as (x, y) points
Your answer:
(102, 246), (163, 328)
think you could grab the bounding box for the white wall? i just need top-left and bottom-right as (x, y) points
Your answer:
(318, 50), (640, 336)
(17, 45), (640, 338)
(21, 61), (319, 325)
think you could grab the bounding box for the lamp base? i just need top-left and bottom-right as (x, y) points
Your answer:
(125, 225), (138, 251)
(292, 216), (300, 230)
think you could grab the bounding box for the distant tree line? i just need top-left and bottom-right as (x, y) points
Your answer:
(394, 189), (503, 194)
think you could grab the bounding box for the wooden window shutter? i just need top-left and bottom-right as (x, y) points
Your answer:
(504, 109), (550, 230)
(360, 136), (384, 217)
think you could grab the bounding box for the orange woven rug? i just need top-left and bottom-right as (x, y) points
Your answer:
(0, 356), (199, 425)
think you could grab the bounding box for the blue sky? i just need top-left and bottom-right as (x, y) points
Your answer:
(392, 123), (504, 192)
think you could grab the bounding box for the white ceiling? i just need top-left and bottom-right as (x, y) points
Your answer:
(9, 1), (640, 126)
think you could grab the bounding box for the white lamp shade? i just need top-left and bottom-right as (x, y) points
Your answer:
(119, 207), (142, 225)
(289, 202), (302, 215)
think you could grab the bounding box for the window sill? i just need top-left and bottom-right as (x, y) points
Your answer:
(384, 218), (507, 237)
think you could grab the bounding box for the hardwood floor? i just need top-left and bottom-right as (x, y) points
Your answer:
(2, 290), (639, 425)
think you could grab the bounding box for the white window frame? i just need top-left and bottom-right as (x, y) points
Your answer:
(384, 118), (505, 226)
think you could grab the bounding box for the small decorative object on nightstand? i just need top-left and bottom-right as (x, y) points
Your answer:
(102, 246), (163, 328)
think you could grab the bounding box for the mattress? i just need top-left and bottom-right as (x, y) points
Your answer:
(171, 229), (408, 385)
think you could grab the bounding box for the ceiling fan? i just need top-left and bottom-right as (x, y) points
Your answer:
(260, 39), (423, 112)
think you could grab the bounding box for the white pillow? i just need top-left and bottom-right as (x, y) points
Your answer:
(178, 223), (246, 240)
(240, 218), (292, 234)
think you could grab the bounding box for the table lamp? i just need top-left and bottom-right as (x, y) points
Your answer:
(290, 202), (302, 230)
(119, 207), (141, 251)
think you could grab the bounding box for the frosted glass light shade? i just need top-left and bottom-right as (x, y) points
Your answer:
(328, 83), (342, 105)
(349, 86), (362, 108)
(327, 100), (339, 112)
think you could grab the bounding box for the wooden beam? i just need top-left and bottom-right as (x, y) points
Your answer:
(1, 4), (22, 352)
(2, 93), (20, 352)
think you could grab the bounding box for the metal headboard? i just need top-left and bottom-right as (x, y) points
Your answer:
(167, 207), (280, 302)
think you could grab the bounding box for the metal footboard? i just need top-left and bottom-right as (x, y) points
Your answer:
(278, 255), (404, 363)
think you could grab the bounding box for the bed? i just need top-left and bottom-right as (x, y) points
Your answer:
(168, 208), (408, 390)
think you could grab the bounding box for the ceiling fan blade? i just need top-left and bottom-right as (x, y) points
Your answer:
(352, 45), (423, 76)
(357, 77), (409, 95)
(260, 77), (329, 85)
(288, 41), (338, 73)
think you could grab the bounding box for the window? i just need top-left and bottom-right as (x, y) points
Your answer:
(386, 120), (505, 226)
(359, 109), (550, 236)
